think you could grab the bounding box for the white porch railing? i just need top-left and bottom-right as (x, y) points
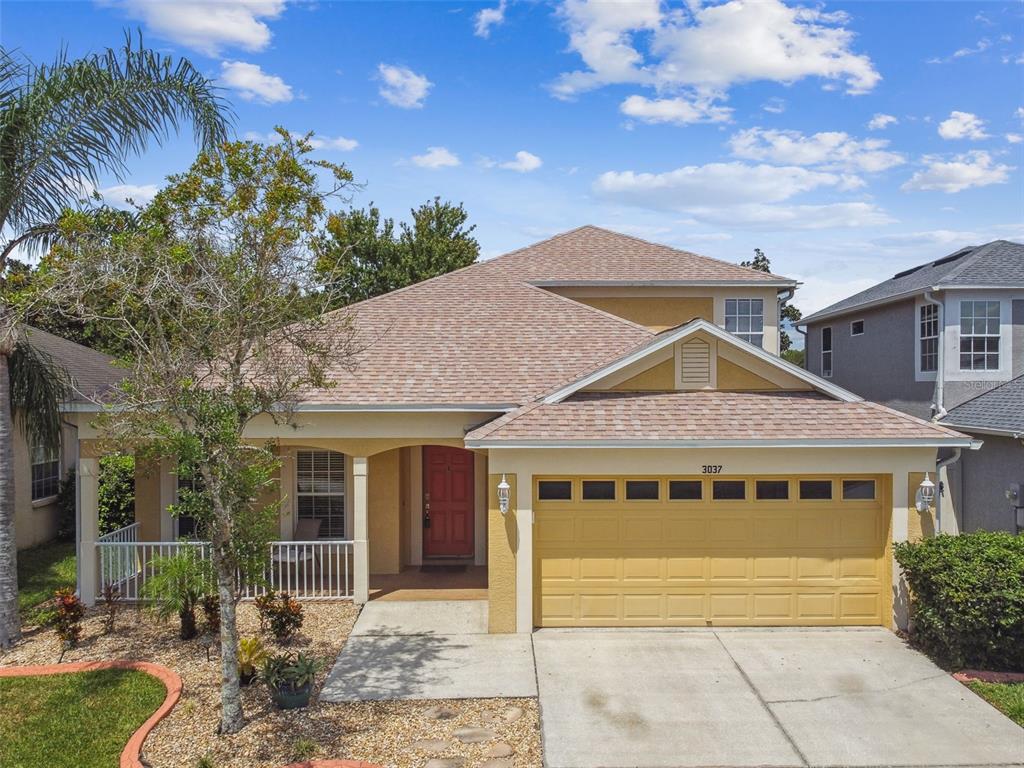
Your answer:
(96, 529), (354, 602)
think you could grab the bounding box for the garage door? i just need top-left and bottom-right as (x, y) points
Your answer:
(534, 475), (889, 627)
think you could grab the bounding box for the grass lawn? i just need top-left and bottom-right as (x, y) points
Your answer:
(0, 668), (166, 768)
(967, 681), (1024, 726)
(17, 540), (76, 620)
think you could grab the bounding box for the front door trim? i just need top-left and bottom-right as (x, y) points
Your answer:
(422, 445), (476, 558)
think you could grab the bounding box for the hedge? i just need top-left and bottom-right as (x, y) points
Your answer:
(894, 532), (1024, 671)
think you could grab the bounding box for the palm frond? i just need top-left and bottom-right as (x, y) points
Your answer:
(8, 334), (72, 452)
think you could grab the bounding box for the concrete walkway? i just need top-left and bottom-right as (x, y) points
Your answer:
(319, 600), (536, 702)
(534, 627), (1024, 768)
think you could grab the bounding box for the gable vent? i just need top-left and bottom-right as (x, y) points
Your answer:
(680, 339), (711, 388)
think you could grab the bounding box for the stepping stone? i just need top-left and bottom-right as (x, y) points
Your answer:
(425, 760), (465, 768)
(502, 706), (524, 723)
(485, 742), (514, 758)
(424, 705), (458, 720)
(453, 726), (496, 744)
(411, 739), (452, 753)
(479, 760), (513, 768)
(479, 712), (503, 726)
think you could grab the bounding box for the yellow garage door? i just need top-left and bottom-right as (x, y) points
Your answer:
(534, 475), (890, 628)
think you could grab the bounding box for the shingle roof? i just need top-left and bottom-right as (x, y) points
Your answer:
(465, 390), (969, 444)
(940, 375), (1024, 435)
(802, 240), (1024, 323)
(23, 326), (122, 403)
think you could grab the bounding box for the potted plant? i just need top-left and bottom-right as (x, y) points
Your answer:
(261, 652), (320, 710)
(238, 636), (268, 686)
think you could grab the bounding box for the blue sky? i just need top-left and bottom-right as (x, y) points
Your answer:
(4, 0), (1023, 315)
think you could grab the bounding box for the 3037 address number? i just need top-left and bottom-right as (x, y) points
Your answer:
(702, 465), (724, 474)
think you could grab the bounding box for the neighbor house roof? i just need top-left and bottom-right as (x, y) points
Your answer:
(465, 390), (972, 447)
(23, 326), (122, 404)
(940, 375), (1024, 436)
(801, 240), (1024, 324)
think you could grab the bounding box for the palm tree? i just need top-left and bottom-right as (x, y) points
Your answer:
(0, 33), (232, 648)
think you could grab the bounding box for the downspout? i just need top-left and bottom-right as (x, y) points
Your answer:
(934, 448), (961, 534)
(923, 290), (945, 420)
(778, 288), (795, 357)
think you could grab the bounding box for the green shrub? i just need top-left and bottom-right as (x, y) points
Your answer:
(894, 532), (1024, 670)
(141, 549), (213, 640)
(98, 454), (135, 536)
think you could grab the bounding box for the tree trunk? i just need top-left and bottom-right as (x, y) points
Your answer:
(214, 553), (244, 733)
(0, 352), (21, 648)
(179, 607), (197, 640)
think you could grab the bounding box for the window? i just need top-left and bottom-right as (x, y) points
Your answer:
(538, 480), (572, 501)
(919, 304), (938, 373)
(30, 442), (60, 501)
(755, 480), (789, 500)
(668, 480), (702, 500)
(582, 480), (616, 501)
(625, 480), (659, 501)
(959, 300), (1000, 371)
(712, 480), (746, 500)
(851, 320), (864, 336)
(296, 450), (345, 538)
(799, 480), (832, 500)
(820, 327), (833, 378)
(725, 298), (764, 346)
(842, 479), (876, 500)
(175, 471), (203, 539)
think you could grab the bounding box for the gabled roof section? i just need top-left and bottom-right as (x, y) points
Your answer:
(24, 326), (122, 404)
(940, 375), (1024, 436)
(802, 240), (1024, 324)
(540, 318), (861, 404)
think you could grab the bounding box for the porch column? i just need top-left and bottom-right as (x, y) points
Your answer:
(77, 456), (100, 607)
(352, 456), (369, 604)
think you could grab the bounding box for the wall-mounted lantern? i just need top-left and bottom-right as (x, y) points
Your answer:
(497, 474), (511, 515)
(916, 472), (935, 512)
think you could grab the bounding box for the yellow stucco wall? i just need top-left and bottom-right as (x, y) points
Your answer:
(907, 472), (937, 542)
(14, 421), (75, 550)
(368, 448), (401, 574)
(610, 357), (676, 390)
(717, 357), (781, 390)
(575, 296), (714, 332)
(134, 456), (162, 542)
(399, 447), (411, 568)
(488, 473), (517, 633)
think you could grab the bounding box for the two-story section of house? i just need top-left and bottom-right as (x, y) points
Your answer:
(801, 240), (1024, 534)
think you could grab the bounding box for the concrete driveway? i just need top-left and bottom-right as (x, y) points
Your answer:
(534, 628), (1023, 768)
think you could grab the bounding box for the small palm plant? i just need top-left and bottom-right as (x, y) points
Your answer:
(141, 548), (212, 640)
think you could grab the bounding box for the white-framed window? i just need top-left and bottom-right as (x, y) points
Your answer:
(821, 326), (833, 378)
(725, 298), (764, 346)
(959, 300), (1000, 371)
(296, 450), (345, 538)
(919, 304), (939, 373)
(850, 319), (864, 336)
(30, 442), (60, 501)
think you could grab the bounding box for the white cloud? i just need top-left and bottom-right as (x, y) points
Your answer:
(761, 97), (786, 114)
(901, 151), (1013, 193)
(620, 94), (732, 125)
(867, 113), (898, 130)
(474, 0), (506, 38)
(928, 38), (991, 64)
(243, 130), (358, 150)
(377, 64), (433, 109)
(871, 230), (981, 248)
(683, 202), (894, 230)
(1007, 133), (1024, 144)
(729, 128), (905, 173)
(1016, 107), (1024, 120)
(499, 150), (543, 173)
(99, 183), (160, 209)
(937, 111), (989, 140)
(101, 0), (285, 56)
(220, 61), (292, 104)
(411, 146), (460, 169)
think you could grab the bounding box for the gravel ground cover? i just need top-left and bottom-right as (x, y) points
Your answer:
(0, 602), (542, 768)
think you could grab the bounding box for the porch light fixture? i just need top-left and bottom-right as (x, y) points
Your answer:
(497, 474), (511, 515)
(916, 473), (935, 512)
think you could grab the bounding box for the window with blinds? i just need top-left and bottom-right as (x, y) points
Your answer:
(296, 450), (346, 538)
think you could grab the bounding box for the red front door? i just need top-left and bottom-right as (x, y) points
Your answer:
(423, 445), (475, 558)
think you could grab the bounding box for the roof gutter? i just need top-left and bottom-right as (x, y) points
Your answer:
(799, 286), (935, 326)
(466, 437), (976, 449)
(923, 290), (945, 421)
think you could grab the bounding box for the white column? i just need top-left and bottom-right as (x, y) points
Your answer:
(352, 456), (369, 604)
(77, 457), (100, 606)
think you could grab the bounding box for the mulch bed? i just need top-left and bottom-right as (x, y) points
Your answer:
(953, 669), (1024, 684)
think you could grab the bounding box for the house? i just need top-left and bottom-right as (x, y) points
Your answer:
(13, 327), (120, 549)
(800, 240), (1023, 534)
(66, 226), (972, 632)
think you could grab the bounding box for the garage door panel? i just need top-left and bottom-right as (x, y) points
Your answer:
(666, 594), (706, 619)
(709, 557), (749, 580)
(623, 594), (662, 619)
(796, 556), (838, 580)
(753, 593), (794, 619)
(709, 517), (750, 544)
(536, 517), (574, 544)
(753, 556), (794, 580)
(666, 557), (705, 580)
(578, 557), (618, 581)
(709, 593), (750, 619)
(579, 517), (619, 544)
(622, 557), (662, 581)
(838, 555), (880, 580)
(754, 516), (798, 546)
(839, 592), (881, 620)
(623, 517), (663, 543)
(579, 594), (619, 620)
(665, 518), (708, 543)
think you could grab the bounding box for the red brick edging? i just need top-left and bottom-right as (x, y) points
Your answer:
(0, 660), (182, 768)
(954, 669), (1024, 684)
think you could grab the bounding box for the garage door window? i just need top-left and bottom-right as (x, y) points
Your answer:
(799, 480), (833, 500)
(668, 480), (702, 500)
(712, 480), (746, 500)
(842, 479), (876, 500)
(755, 480), (789, 500)
(625, 480), (660, 500)
(582, 480), (616, 500)
(538, 480), (572, 501)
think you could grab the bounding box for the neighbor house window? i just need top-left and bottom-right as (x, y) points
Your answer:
(959, 300), (1000, 371)
(725, 299), (764, 347)
(821, 327), (833, 378)
(296, 450), (346, 538)
(30, 442), (60, 501)
(851, 320), (864, 336)
(919, 304), (938, 373)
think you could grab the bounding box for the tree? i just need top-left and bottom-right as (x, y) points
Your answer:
(47, 132), (357, 733)
(0, 34), (230, 648)
(741, 248), (803, 355)
(315, 197), (479, 306)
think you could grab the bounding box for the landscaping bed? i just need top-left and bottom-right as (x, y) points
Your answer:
(16, 540), (76, 620)
(0, 603), (542, 768)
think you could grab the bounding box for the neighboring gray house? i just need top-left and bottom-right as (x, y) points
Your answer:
(800, 240), (1024, 534)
